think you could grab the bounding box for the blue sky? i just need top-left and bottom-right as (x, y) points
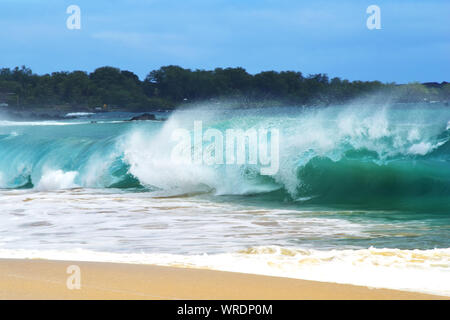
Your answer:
(0, 0), (448, 83)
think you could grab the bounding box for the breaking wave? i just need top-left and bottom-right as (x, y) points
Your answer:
(0, 104), (449, 211)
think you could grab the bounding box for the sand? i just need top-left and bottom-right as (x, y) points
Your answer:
(0, 258), (446, 300)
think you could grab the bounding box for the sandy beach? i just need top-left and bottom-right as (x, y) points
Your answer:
(0, 259), (446, 300)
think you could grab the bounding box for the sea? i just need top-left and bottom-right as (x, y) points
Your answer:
(0, 103), (449, 296)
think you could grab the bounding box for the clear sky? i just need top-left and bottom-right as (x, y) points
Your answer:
(0, 0), (448, 83)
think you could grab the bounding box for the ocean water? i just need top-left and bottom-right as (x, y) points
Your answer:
(0, 104), (449, 296)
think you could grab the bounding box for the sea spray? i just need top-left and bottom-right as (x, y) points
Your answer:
(0, 103), (448, 210)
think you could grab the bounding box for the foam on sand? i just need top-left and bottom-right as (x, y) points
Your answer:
(0, 246), (448, 296)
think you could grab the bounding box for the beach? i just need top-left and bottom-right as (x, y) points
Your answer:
(2, 0), (449, 304)
(0, 259), (446, 300)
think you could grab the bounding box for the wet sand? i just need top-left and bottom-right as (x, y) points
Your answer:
(0, 259), (446, 300)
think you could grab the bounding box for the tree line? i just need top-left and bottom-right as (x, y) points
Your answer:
(0, 65), (448, 111)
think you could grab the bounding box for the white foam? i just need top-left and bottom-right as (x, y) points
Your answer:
(0, 186), (448, 296)
(408, 140), (445, 156)
(36, 169), (79, 191)
(0, 246), (448, 296)
(0, 120), (89, 127)
(121, 116), (279, 196)
(408, 142), (434, 155)
(65, 112), (95, 117)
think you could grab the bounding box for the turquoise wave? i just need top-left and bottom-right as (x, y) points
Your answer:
(0, 105), (449, 212)
(295, 154), (450, 211)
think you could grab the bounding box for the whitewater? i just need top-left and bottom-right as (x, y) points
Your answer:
(0, 103), (449, 296)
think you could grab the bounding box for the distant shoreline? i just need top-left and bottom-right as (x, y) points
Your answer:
(0, 107), (171, 121)
(1, 66), (448, 117)
(1, 100), (449, 122)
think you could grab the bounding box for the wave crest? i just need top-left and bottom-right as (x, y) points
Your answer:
(0, 105), (449, 210)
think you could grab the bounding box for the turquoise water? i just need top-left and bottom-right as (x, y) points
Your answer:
(0, 104), (449, 295)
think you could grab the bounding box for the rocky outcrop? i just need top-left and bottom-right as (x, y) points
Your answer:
(128, 113), (157, 121)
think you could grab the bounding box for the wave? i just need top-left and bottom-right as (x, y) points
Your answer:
(0, 105), (449, 210)
(65, 112), (95, 117)
(295, 155), (450, 210)
(0, 120), (90, 126)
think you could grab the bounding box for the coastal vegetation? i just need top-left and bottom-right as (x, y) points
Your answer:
(0, 65), (448, 112)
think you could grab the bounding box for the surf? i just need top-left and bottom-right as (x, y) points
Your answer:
(0, 103), (449, 211)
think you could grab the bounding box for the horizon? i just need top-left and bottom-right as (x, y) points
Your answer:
(1, 0), (449, 83)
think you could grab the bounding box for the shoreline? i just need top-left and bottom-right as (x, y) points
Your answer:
(0, 258), (447, 300)
(2, 100), (449, 122)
